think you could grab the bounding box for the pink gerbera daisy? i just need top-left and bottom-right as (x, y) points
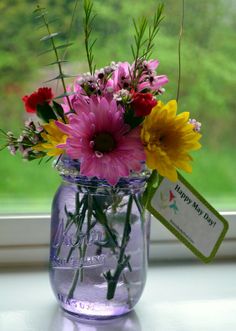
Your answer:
(56, 97), (145, 185)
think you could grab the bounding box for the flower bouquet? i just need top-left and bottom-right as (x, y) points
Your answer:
(0, 1), (201, 319)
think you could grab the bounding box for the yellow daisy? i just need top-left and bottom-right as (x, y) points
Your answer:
(141, 100), (202, 182)
(33, 120), (68, 156)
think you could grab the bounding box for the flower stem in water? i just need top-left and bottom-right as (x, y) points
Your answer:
(105, 195), (133, 300)
(68, 268), (80, 300)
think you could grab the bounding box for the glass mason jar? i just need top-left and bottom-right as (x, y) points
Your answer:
(49, 156), (150, 319)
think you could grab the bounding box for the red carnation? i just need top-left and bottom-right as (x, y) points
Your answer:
(131, 92), (157, 117)
(22, 87), (54, 113)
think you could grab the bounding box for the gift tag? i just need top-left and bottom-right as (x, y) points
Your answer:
(147, 173), (228, 262)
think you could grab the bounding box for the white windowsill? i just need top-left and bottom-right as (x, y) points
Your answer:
(1, 261), (236, 331)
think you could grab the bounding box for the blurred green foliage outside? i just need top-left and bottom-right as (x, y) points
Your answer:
(0, 0), (235, 212)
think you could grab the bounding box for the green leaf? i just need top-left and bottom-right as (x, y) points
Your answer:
(141, 170), (161, 208)
(33, 6), (46, 13)
(141, 4), (164, 60)
(35, 12), (48, 19)
(53, 101), (66, 120)
(38, 43), (74, 55)
(46, 60), (68, 66)
(44, 73), (76, 83)
(45, 156), (54, 163)
(38, 48), (55, 56)
(0, 144), (8, 152)
(54, 92), (75, 99)
(123, 105), (144, 129)
(0, 128), (8, 137)
(56, 42), (74, 50)
(36, 103), (57, 123)
(40, 32), (61, 41)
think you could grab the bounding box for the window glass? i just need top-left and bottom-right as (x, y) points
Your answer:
(0, 0), (235, 213)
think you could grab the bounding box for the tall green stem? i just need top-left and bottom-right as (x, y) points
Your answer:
(42, 17), (73, 110)
(67, 193), (93, 298)
(106, 195), (133, 300)
(79, 194), (93, 282)
(176, 0), (185, 102)
(118, 196), (133, 264)
(68, 268), (80, 299)
(36, 5), (73, 111)
(83, 0), (96, 75)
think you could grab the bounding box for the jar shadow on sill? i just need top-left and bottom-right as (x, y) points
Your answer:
(50, 307), (142, 331)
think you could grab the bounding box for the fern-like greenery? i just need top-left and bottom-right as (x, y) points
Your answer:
(34, 4), (75, 110)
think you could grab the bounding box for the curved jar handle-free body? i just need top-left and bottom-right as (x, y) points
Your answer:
(49, 163), (150, 319)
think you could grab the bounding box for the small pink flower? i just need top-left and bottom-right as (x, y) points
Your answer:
(61, 82), (89, 114)
(137, 75), (169, 92)
(135, 59), (168, 92)
(56, 97), (145, 185)
(144, 59), (159, 72)
(111, 62), (132, 91)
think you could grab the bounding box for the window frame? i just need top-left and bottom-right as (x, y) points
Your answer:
(0, 211), (235, 266)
